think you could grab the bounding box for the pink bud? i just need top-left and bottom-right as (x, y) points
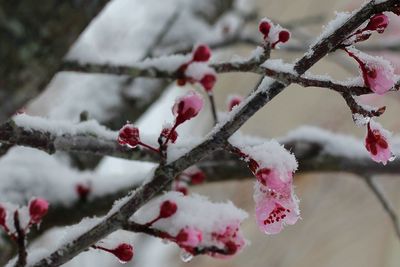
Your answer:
(118, 124), (140, 148)
(200, 73), (217, 92)
(365, 13), (389, 33)
(227, 95), (243, 111)
(259, 20), (271, 38)
(176, 227), (202, 247)
(278, 30), (290, 43)
(76, 183), (91, 200)
(110, 243), (134, 263)
(192, 45), (211, 62)
(29, 198), (49, 224)
(365, 121), (392, 164)
(172, 92), (204, 125)
(159, 200), (178, 219)
(0, 205), (6, 226)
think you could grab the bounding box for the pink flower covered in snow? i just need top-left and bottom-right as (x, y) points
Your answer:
(365, 120), (393, 165)
(254, 169), (300, 234)
(344, 47), (396, 95)
(172, 91), (204, 126)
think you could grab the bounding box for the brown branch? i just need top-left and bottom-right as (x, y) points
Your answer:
(29, 1), (400, 266)
(13, 211), (27, 267)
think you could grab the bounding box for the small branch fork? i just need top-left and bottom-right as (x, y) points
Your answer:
(24, 1), (400, 267)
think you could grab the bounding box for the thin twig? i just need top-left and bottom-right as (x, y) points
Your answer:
(208, 93), (218, 125)
(364, 176), (400, 240)
(13, 211), (27, 267)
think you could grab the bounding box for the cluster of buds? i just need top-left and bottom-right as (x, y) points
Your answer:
(0, 198), (49, 241)
(172, 166), (206, 195)
(344, 13), (390, 45)
(258, 18), (291, 49)
(176, 44), (217, 92)
(365, 120), (393, 165)
(92, 243), (134, 263)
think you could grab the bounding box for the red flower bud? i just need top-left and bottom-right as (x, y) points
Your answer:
(227, 95), (243, 111)
(189, 170), (206, 185)
(111, 243), (134, 263)
(259, 21), (271, 38)
(159, 200), (178, 219)
(278, 30), (290, 43)
(161, 127), (178, 144)
(29, 198), (49, 224)
(193, 45), (211, 62)
(200, 73), (217, 92)
(118, 124), (140, 148)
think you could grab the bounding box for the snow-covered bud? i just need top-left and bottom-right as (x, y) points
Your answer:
(118, 124), (140, 148)
(159, 200), (178, 219)
(365, 120), (393, 165)
(175, 184), (188, 195)
(0, 205), (6, 227)
(172, 91), (204, 126)
(258, 20), (271, 39)
(227, 95), (243, 111)
(200, 73), (217, 92)
(365, 13), (389, 33)
(29, 198), (49, 224)
(345, 48), (395, 95)
(76, 183), (91, 200)
(193, 45), (211, 62)
(176, 227), (203, 248)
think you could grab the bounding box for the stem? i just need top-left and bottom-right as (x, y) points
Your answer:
(138, 142), (159, 153)
(13, 211), (27, 267)
(208, 93), (218, 125)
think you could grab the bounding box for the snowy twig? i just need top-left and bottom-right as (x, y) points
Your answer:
(61, 52), (400, 97)
(364, 176), (400, 241)
(122, 221), (230, 256)
(29, 1), (400, 266)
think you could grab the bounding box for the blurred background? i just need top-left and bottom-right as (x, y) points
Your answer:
(2, 0), (400, 266)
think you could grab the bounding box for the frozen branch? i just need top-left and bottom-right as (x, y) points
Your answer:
(22, 1), (400, 266)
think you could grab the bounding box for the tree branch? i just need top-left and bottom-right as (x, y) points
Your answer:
(28, 1), (400, 266)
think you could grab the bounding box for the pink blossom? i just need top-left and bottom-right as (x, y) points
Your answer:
(254, 171), (299, 235)
(176, 227), (203, 248)
(345, 47), (395, 95)
(118, 124), (140, 148)
(365, 120), (392, 164)
(172, 91), (204, 125)
(29, 198), (49, 224)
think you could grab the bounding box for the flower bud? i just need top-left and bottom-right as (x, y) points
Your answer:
(159, 200), (178, 219)
(29, 198), (49, 224)
(118, 124), (140, 148)
(172, 92), (204, 125)
(200, 73), (217, 92)
(193, 45), (211, 62)
(111, 243), (134, 263)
